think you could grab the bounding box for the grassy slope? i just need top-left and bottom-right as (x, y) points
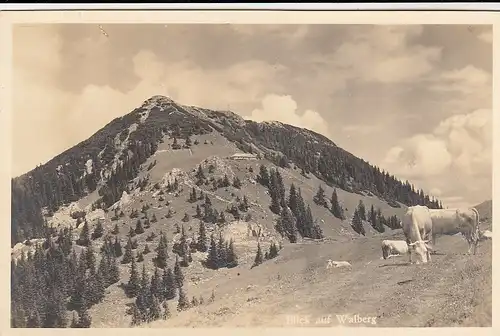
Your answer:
(81, 131), (411, 327)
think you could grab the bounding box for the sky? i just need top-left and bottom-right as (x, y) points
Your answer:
(12, 24), (492, 208)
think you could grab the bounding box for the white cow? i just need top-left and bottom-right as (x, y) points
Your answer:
(327, 260), (352, 269)
(381, 240), (408, 260)
(401, 205), (433, 264)
(428, 207), (480, 255)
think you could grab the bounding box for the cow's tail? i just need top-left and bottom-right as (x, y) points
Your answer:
(471, 207), (480, 252)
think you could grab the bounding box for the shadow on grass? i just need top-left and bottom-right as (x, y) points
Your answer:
(379, 262), (412, 268)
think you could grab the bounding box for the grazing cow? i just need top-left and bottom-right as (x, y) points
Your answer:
(402, 205), (433, 264)
(428, 207), (480, 255)
(381, 240), (408, 260)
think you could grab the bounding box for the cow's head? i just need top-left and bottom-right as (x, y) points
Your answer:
(408, 240), (429, 263)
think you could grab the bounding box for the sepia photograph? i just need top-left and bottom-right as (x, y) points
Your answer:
(5, 10), (494, 329)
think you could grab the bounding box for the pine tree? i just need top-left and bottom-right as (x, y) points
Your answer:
(197, 221), (208, 252)
(162, 301), (171, 320)
(253, 242), (264, 267)
(182, 213), (190, 222)
(268, 242), (279, 259)
(130, 302), (142, 326)
(149, 295), (162, 321)
(205, 234), (219, 270)
(196, 204), (202, 218)
(174, 256), (184, 288)
(177, 287), (190, 311)
(113, 237), (123, 257)
(217, 232), (227, 268)
(91, 219), (104, 239)
(77, 220), (91, 246)
(135, 219), (144, 234)
(122, 239), (134, 264)
(154, 232), (169, 269)
(77, 307), (92, 328)
(278, 206), (298, 243)
(369, 205), (377, 229)
(330, 189), (343, 219)
(226, 238), (238, 268)
(112, 223), (119, 234)
(143, 244), (151, 255)
(163, 267), (176, 300)
(313, 185), (327, 207)
(136, 252), (144, 262)
(351, 209), (365, 236)
(85, 245), (96, 272)
(357, 200), (366, 221)
(257, 164), (270, 187)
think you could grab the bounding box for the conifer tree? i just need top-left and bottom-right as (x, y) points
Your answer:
(136, 252), (144, 262)
(77, 307), (92, 328)
(151, 213), (158, 223)
(257, 164), (270, 187)
(77, 220), (91, 246)
(205, 234), (219, 270)
(85, 245), (96, 272)
(313, 185), (327, 207)
(196, 204), (202, 218)
(149, 295), (162, 321)
(268, 242), (279, 259)
(174, 256), (184, 288)
(278, 206), (298, 243)
(122, 239), (134, 264)
(197, 221), (208, 252)
(177, 287), (189, 311)
(112, 223), (119, 234)
(113, 237), (123, 257)
(217, 232), (227, 268)
(330, 189), (343, 219)
(130, 303), (142, 326)
(91, 220), (104, 240)
(253, 242), (264, 268)
(351, 209), (365, 236)
(226, 238), (238, 268)
(162, 301), (171, 320)
(182, 213), (190, 222)
(154, 232), (169, 269)
(143, 244), (151, 255)
(163, 267), (176, 300)
(135, 219), (145, 234)
(150, 267), (162, 299)
(357, 200), (366, 221)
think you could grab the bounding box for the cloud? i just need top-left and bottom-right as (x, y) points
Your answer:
(477, 31), (493, 43)
(327, 25), (442, 85)
(381, 108), (492, 207)
(246, 94), (331, 138)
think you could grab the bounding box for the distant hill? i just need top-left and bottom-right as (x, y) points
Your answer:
(475, 200), (493, 228)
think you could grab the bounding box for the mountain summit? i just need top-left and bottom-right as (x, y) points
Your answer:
(12, 95), (441, 245)
(13, 95), (482, 329)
